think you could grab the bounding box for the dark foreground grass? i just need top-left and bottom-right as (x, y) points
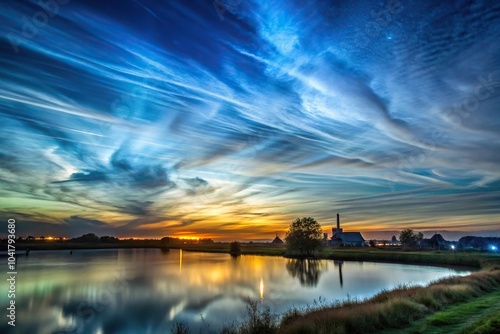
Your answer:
(461, 310), (500, 334)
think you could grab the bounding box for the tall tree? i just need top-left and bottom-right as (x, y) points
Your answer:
(285, 217), (323, 255)
(399, 228), (420, 247)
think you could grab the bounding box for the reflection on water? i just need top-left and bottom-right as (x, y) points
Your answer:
(259, 277), (264, 300)
(335, 260), (344, 288)
(285, 259), (327, 287)
(0, 249), (472, 334)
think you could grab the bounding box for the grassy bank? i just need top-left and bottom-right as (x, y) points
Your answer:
(379, 289), (500, 334)
(172, 242), (287, 256)
(320, 247), (484, 268)
(176, 243), (485, 268)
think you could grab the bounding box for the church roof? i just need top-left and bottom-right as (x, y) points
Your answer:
(334, 232), (365, 242)
(271, 236), (284, 244)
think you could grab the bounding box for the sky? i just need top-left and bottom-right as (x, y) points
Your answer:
(0, 0), (499, 241)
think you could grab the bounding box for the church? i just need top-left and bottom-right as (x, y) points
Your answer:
(330, 213), (366, 247)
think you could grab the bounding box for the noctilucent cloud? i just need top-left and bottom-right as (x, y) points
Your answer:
(1, 0), (499, 240)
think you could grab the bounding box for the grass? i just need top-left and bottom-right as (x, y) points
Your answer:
(461, 310), (500, 334)
(320, 247), (484, 268)
(379, 289), (500, 334)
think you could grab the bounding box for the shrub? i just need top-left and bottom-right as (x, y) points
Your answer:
(170, 322), (190, 334)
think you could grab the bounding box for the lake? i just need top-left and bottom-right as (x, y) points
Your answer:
(0, 248), (472, 334)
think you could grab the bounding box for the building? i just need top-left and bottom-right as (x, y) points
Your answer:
(330, 213), (366, 247)
(271, 235), (284, 244)
(323, 232), (329, 246)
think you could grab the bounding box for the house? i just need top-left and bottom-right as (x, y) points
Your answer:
(330, 213), (366, 247)
(429, 234), (448, 249)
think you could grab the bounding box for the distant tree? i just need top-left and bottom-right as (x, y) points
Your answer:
(72, 233), (100, 243)
(399, 228), (420, 247)
(100, 236), (119, 243)
(391, 235), (398, 243)
(369, 240), (376, 247)
(416, 232), (424, 245)
(229, 241), (241, 256)
(161, 237), (173, 245)
(285, 217), (323, 256)
(199, 238), (214, 244)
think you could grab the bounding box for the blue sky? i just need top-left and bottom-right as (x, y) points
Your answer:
(1, 0), (499, 240)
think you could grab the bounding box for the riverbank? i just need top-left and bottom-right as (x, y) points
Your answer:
(379, 289), (500, 334)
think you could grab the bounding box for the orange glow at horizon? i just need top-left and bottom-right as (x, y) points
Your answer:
(175, 236), (200, 240)
(43, 213), (500, 241)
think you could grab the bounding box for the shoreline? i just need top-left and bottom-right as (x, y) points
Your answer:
(1, 241), (489, 269)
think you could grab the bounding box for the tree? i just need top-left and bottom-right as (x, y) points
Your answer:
(285, 217), (323, 255)
(229, 241), (241, 256)
(100, 236), (119, 243)
(369, 240), (376, 247)
(399, 228), (421, 247)
(71, 233), (100, 243)
(415, 232), (424, 245)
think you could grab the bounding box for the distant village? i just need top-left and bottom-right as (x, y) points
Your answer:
(272, 213), (499, 251)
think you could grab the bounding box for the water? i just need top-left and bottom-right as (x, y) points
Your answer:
(1, 249), (472, 334)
